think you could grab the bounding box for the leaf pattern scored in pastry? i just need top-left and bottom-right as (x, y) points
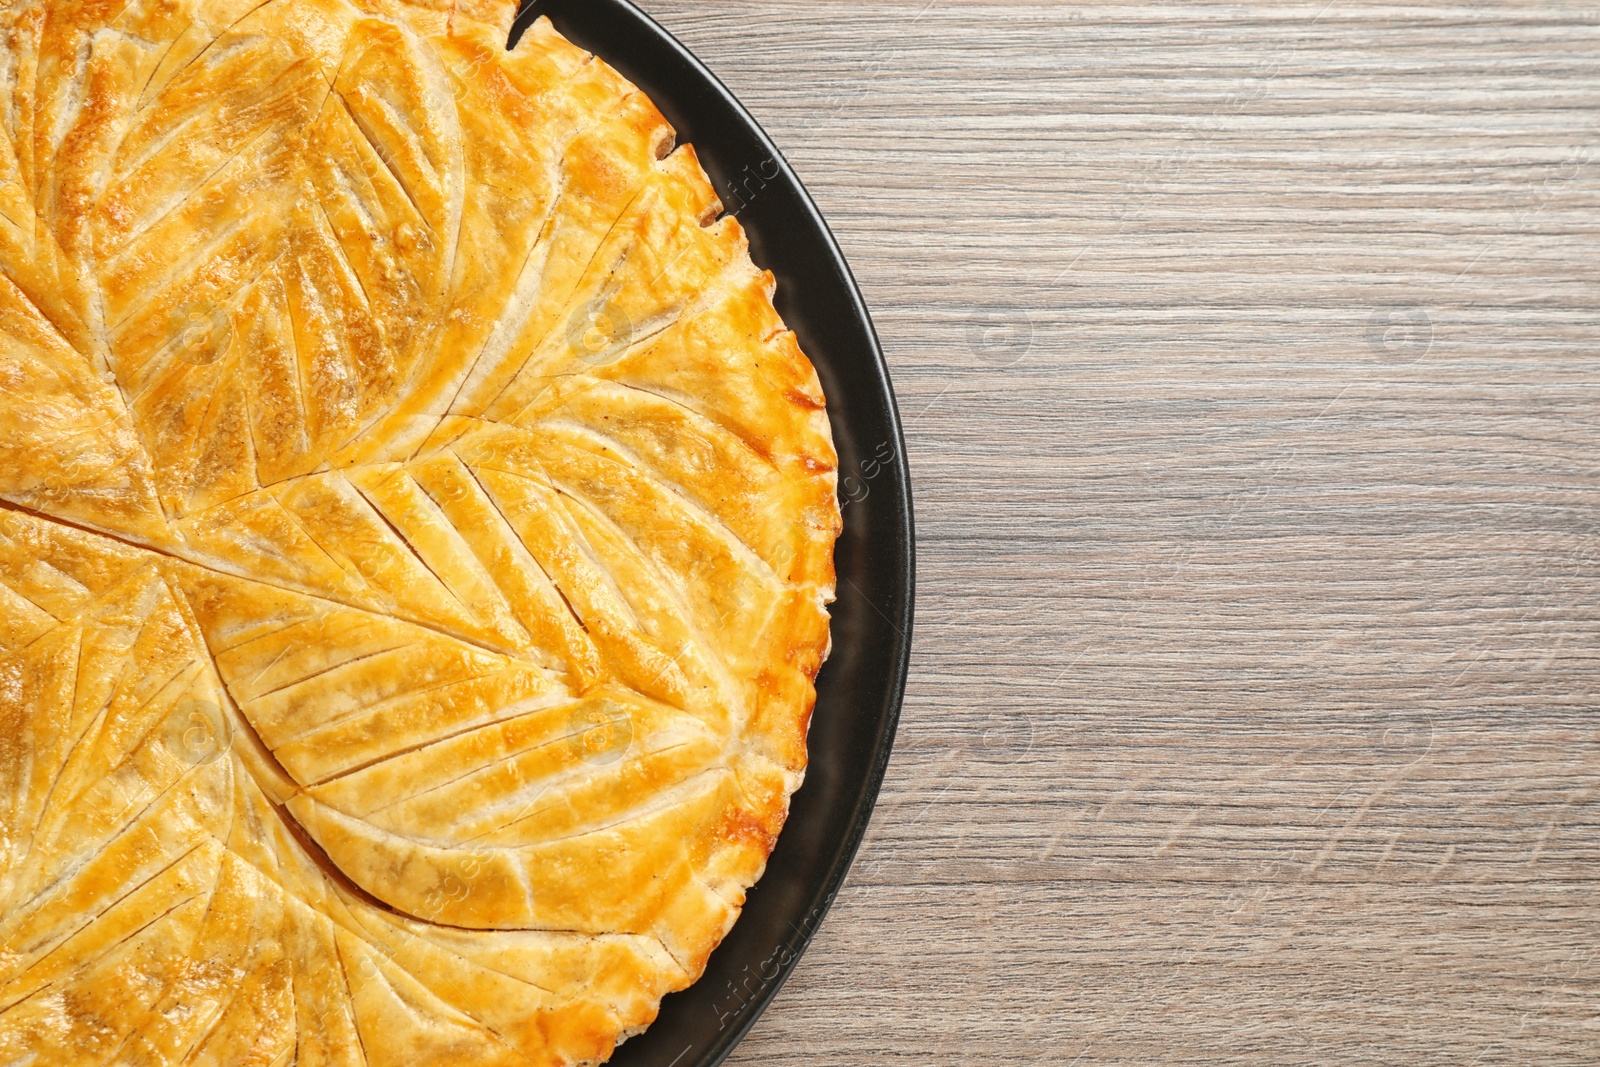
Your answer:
(0, 1), (839, 1064)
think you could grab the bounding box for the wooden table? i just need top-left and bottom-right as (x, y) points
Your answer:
(634, 2), (1600, 1063)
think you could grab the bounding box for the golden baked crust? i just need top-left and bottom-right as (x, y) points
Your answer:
(0, 1), (839, 1063)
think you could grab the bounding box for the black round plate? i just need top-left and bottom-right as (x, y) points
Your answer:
(507, 2), (915, 1065)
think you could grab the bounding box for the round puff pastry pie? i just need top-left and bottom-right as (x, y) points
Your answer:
(0, 1), (839, 1063)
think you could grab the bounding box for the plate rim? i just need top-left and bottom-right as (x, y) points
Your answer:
(509, 3), (916, 1063)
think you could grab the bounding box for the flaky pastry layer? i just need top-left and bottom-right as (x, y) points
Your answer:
(0, 1), (839, 1064)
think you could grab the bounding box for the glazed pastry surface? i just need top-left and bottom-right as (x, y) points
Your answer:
(0, 2), (839, 1063)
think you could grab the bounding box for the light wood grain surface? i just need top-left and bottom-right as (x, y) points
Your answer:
(628, 2), (1600, 1063)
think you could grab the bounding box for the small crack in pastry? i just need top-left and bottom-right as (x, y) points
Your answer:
(0, 1), (839, 1063)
